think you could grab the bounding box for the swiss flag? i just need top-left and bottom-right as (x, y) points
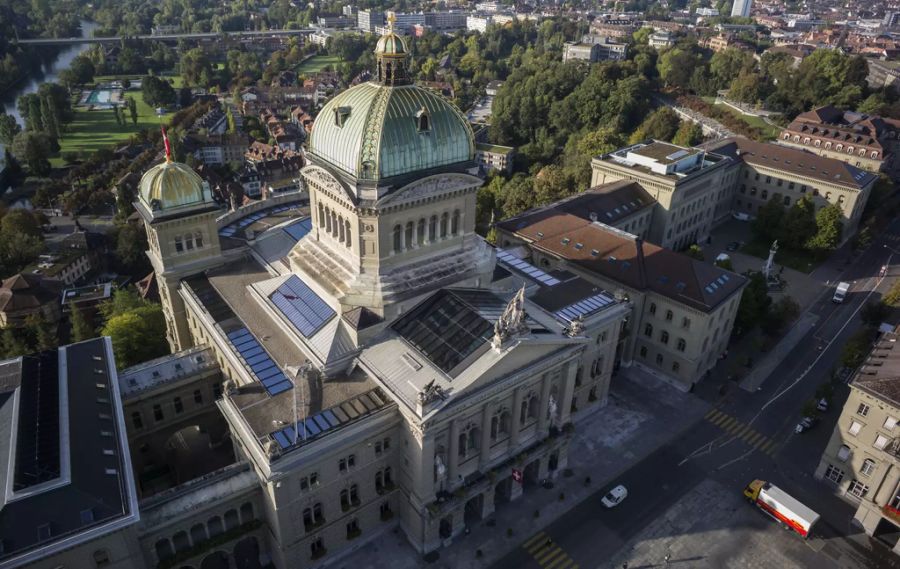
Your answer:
(512, 469), (523, 484)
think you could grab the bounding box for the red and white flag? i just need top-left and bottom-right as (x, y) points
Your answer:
(512, 469), (523, 483)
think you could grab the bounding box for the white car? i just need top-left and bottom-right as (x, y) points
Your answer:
(601, 485), (628, 508)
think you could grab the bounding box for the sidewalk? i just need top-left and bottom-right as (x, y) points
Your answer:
(329, 373), (710, 569)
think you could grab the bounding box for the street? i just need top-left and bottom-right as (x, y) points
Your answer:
(492, 220), (900, 569)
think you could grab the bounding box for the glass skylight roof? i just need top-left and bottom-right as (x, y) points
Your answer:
(226, 327), (293, 396)
(392, 289), (497, 374)
(270, 276), (336, 338)
(496, 249), (561, 287)
(554, 291), (616, 323)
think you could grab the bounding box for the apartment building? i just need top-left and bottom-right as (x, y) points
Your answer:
(563, 36), (628, 62)
(815, 331), (900, 554)
(475, 142), (515, 173)
(591, 141), (736, 250)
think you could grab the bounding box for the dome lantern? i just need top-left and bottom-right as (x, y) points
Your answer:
(375, 13), (410, 86)
(138, 130), (211, 216)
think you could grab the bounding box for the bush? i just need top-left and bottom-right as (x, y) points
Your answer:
(841, 328), (876, 369)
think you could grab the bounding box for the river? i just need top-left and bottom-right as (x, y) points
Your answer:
(0, 19), (98, 168)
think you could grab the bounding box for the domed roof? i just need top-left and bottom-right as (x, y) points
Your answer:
(308, 83), (475, 181)
(375, 32), (407, 56)
(139, 159), (207, 212)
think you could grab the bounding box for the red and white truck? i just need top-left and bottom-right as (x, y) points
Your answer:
(743, 479), (820, 538)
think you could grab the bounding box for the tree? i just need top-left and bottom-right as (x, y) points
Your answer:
(841, 328), (875, 368)
(69, 302), (96, 342)
(99, 288), (150, 320)
(101, 304), (169, 368)
(1, 328), (30, 358)
(127, 97), (138, 125)
(17, 93), (42, 132)
(728, 70), (765, 105)
(0, 113), (21, 146)
(115, 224), (148, 270)
(180, 48), (214, 87)
(861, 301), (889, 328)
(25, 313), (57, 352)
(884, 281), (900, 307)
(761, 296), (800, 335)
(656, 48), (701, 90)
(806, 204), (843, 252)
(752, 198), (785, 242)
(685, 244), (704, 260)
(58, 54), (95, 87)
(671, 121), (704, 147)
(780, 196), (817, 247)
(142, 75), (176, 108)
(10, 131), (53, 176)
(629, 107), (681, 143)
(735, 272), (771, 332)
(709, 47), (755, 91)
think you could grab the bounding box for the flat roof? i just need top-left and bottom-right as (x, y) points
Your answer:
(0, 338), (137, 567)
(628, 141), (701, 164)
(118, 346), (217, 399)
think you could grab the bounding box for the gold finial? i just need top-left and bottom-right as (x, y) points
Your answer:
(387, 12), (396, 31)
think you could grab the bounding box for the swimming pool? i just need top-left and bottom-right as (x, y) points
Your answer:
(85, 89), (113, 104)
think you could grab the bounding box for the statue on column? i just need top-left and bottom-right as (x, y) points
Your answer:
(763, 240), (778, 283)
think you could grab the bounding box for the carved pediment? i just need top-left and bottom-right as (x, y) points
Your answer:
(377, 173), (481, 208)
(302, 165), (356, 203)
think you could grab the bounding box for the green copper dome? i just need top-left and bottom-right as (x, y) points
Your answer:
(308, 83), (476, 182)
(138, 159), (208, 212)
(375, 32), (408, 56)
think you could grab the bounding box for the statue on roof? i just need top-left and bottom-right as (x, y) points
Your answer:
(492, 285), (529, 350)
(418, 379), (447, 406)
(565, 315), (585, 337)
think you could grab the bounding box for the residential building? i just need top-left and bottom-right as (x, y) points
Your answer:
(495, 183), (746, 390)
(187, 132), (250, 167)
(867, 59), (900, 93)
(475, 143), (516, 173)
(427, 11), (468, 31)
(563, 37), (628, 62)
(0, 338), (143, 569)
(707, 137), (878, 243)
(467, 14), (493, 33)
(814, 330), (900, 555)
(0, 273), (61, 328)
(731, 0), (752, 18)
(591, 141), (737, 250)
(357, 9), (384, 32)
(128, 28), (633, 569)
(778, 105), (900, 174)
(589, 20), (638, 39)
(649, 30), (676, 49)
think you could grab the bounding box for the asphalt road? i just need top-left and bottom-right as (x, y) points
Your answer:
(493, 220), (900, 569)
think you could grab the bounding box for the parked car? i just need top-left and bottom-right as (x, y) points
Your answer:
(602, 484), (628, 508)
(816, 398), (828, 412)
(795, 416), (817, 434)
(732, 212), (751, 222)
(726, 241), (741, 252)
(880, 265), (888, 277)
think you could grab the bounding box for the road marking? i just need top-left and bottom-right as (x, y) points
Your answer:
(761, 440), (776, 454)
(732, 422), (753, 439)
(546, 556), (575, 569)
(536, 547), (564, 565)
(711, 412), (730, 427)
(719, 416), (738, 430)
(746, 431), (764, 447)
(521, 533), (578, 569)
(705, 408), (719, 419)
(523, 532), (547, 550)
(725, 420), (745, 436)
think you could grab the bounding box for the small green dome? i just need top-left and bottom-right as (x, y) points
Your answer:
(308, 83), (475, 182)
(375, 32), (407, 56)
(139, 159), (207, 211)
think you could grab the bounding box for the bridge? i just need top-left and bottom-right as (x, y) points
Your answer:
(15, 28), (320, 46)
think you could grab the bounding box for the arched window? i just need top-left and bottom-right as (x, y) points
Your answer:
(783, 133), (790, 140)
(451, 210), (460, 235)
(184, 233), (194, 250)
(172, 531), (190, 553)
(836, 144), (843, 151)
(331, 210), (338, 236)
(429, 215), (437, 241)
(660, 331), (669, 344)
(207, 515), (223, 537)
(345, 219), (352, 247)
(416, 108), (430, 132)
(440, 212), (449, 238)
(240, 502), (254, 522)
(393, 225), (402, 254)
(417, 218), (425, 244)
(224, 509), (239, 531)
(189, 523), (206, 544)
(814, 139), (821, 147)
(677, 338), (686, 352)
(527, 394), (539, 419)
(338, 215), (345, 243)
(194, 231), (203, 249)
(405, 221), (414, 248)
(644, 323), (653, 337)
(318, 202), (325, 226)
(847, 146), (854, 154)
(824, 142), (832, 149)
(325, 208), (332, 233)
(154, 539), (174, 561)
(872, 151), (879, 159)
(803, 137), (810, 144)
(649, 303), (656, 315)
(174, 236), (183, 253)
(490, 415), (499, 439)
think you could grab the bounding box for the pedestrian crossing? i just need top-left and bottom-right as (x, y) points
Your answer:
(704, 409), (778, 456)
(522, 531), (579, 569)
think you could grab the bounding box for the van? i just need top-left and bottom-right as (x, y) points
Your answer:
(833, 282), (850, 303)
(732, 212), (751, 222)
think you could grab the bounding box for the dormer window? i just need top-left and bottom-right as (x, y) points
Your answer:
(334, 106), (351, 127)
(416, 108), (430, 133)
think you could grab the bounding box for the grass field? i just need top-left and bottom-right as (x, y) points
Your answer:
(297, 55), (341, 74)
(51, 90), (171, 167)
(711, 100), (782, 140)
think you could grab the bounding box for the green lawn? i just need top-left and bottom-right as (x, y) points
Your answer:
(712, 101), (782, 140)
(297, 55), (342, 74)
(51, 90), (171, 166)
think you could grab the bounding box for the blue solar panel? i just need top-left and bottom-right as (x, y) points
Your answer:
(283, 218), (313, 242)
(240, 346), (265, 359)
(228, 328), (250, 340)
(245, 352), (271, 366)
(225, 326), (296, 397)
(274, 431), (291, 448)
(270, 276), (336, 337)
(322, 410), (340, 427)
(251, 360), (277, 375)
(304, 419), (320, 436)
(313, 414), (331, 431)
(268, 381), (293, 395)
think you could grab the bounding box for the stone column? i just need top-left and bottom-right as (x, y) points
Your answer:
(480, 402), (494, 468)
(537, 372), (552, 432)
(447, 420), (460, 485)
(510, 388), (523, 449)
(559, 361), (578, 425)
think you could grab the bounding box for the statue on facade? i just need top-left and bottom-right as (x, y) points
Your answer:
(434, 454), (446, 481)
(418, 380), (447, 405)
(548, 395), (558, 427)
(565, 315), (585, 337)
(492, 285), (529, 350)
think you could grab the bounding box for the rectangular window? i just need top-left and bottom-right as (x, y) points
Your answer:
(131, 412), (143, 430)
(848, 421), (862, 436)
(339, 458), (347, 472)
(153, 404), (163, 421)
(874, 434), (889, 450)
(858, 403), (870, 417)
(885, 417), (898, 431)
(847, 480), (869, 499)
(194, 389), (203, 404)
(861, 459), (876, 477)
(824, 464), (844, 484)
(173, 397), (183, 414)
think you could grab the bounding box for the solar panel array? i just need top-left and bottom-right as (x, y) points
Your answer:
(496, 249), (561, 287)
(218, 204), (302, 238)
(13, 352), (61, 491)
(271, 389), (388, 449)
(283, 217), (313, 242)
(226, 328), (293, 396)
(704, 273), (732, 295)
(270, 276), (336, 337)
(554, 291), (616, 323)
